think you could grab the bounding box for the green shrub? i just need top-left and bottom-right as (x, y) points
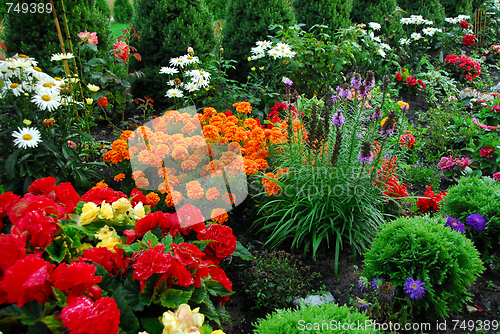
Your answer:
(205, 0), (226, 20)
(96, 0), (112, 18)
(222, 0), (295, 82)
(241, 250), (316, 310)
(253, 302), (381, 334)
(440, 0), (473, 18)
(362, 215), (485, 321)
(114, 0), (133, 23)
(3, 0), (114, 72)
(350, 0), (397, 27)
(292, 0), (353, 37)
(440, 176), (500, 258)
(397, 0), (446, 26)
(130, 0), (216, 106)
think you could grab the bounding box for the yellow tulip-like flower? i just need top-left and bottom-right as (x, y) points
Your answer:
(211, 331), (225, 334)
(85, 98), (93, 105)
(100, 201), (114, 220)
(94, 225), (115, 240)
(112, 197), (132, 213)
(78, 202), (99, 225)
(96, 237), (122, 253)
(132, 202), (145, 220)
(87, 83), (100, 92)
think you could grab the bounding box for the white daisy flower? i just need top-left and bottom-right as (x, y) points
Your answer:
(457, 15), (470, 21)
(422, 28), (437, 36)
(194, 78), (209, 89)
(400, 17), (413, 25)
(60, 96), (83, 107)
(268, 49), (281, 59)
(184, 82), (200, 92)
(377, 49), (386, 58)
(373, 36), (382, 43)
(276, 42), (292, 51)
(159, 67), (179, 75)
(369, 22), (381, 30)
(12, 127), (42, 149)
(411, 32), (422, 40)
(169, 57), (185, 68)
(166, 80), (175, 86)
(31, 92), (61, 111)
(166, 88), (184, 98)
(424, 20), (433, 25)
(180, 54), (199, 66)
(250, 53), (265, 60)
(8, 57), (33, 69)
(399, 38), (411, 45)
(445, 17), (459, 24)
(410, 15), (424, 24)
(187, 69), (211, 81)
(282, 50), (296, 58)
(251, 45), (267, 56)
(256, 40), (273, 48)
(8, 82), (24, 97)
(50, 53), (74, 61)
(380, 43), (391, 50)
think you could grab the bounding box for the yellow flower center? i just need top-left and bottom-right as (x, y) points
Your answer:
(42, 95), (51, 102)
(200, 72), (204, 76)
(187, 56), (193, 60)
(19, 54), (28, 58)
(33, 66), (42, 72)
(23, 134), (33, 140)
(42, 83), (52, 88)
(10, 83), (19, 89)
(54, 77), (62, 81)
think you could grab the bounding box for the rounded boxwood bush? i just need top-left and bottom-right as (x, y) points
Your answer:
(362, 215), (484, 321)
(253, 302), (381, 334)
(440, 175), (500, 258)
(114, 0), (134, 23)
(96, 0), (112, 19)
(292, 0), (353, 37)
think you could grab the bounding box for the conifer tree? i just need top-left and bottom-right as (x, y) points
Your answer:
(114, 0), (134, 23)
(292, 0), (353, 37)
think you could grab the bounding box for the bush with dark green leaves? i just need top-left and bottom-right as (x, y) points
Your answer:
(205, 0), (226, 20)
(350, 0), (397, 26)
(241, 250), (316, 311)
(223, 0), (295, 82)
(440, 0), (473, 18)
(130, 0), (216, 106)
(292, 0), (352, 37)
(253, 302), (381, 334)
(362, 215), (484, 321)
(397, 0), (446, 26)
(114, 0), (133, 23)
(440, 176), (500, 259)
(3, 0), (114, 72)
(96, 0), (112, 18)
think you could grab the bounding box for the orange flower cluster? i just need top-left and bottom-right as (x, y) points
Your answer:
(232, 101), (252, 114)
(211, 208), (228, 224)
(262, 168), (290, 196)
(371, 142), (408, 199)
(104, 132), (131, 164)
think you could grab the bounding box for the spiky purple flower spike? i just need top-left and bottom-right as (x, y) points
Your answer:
(351, 73), (362, 89)
(364, 70), (376, 91)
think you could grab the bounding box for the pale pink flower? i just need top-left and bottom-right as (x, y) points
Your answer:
(77, 31), (98, 45)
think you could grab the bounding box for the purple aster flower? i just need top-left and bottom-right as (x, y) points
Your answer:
(359, 303), (369, 312)
(404, 277), (426, 300)
(466, 213), (487, 232)
(445, 216), (466, 233)
(372, 277), (383, 290)
(359, 142), (373, 164)
(377, 282), (396, 302)
(332, 110), (345, 127)
(351, 73), (362, 89)
(331, 94), (339, 103)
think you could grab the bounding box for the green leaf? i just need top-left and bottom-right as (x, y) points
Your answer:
(121, 80), (131, 88)
(158, 288), (193, 308)
(139, 274), (161, 306)
(191, 285), (208, 304)
(142, 231), (159, 248)
(0, 304), (25, 319)
(122, 242), (141, 255)
(216, 304), (232, 325)
(122, 273), (145, 312)
(5, 149), (21, 178)
(45, 236), (72, 263)
(87, 57), (106, 65)
(205, 280), (233, 297)
(20, 301), (43, 325)
(160, 234), (173, 250)
(95, 264), (121, 294)
(232, 241), (253, 260)
(112, 287), (140, 333)
(51, 286), (67, 309)
(40, 315), (63, 334)
(141, 317), (163, 334)
(198, 298), (220, 326)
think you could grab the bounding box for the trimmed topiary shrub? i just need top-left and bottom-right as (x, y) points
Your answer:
(361, 215), (484, 321)
(114, 0), (134, 23)
(96, 0), (112, 19)
(222, 0), (295, 82)
(3, 0), (114, 72)
(130, 0), (216, 106)
(440, 176), (500, 260)
(253, 302), (381, 334)
(397, 0), (446, 26)
(292, 0), (353, 37)
(440, 0), (473, 18)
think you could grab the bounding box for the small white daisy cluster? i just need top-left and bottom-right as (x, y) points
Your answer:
(160, 52), (211, 98)
(360, 24), (392, 58)
(421, 27), (442, 37)
(400, 15), (434, 25)
(397, 15), (445, 46)
(444, 15), (470, 24)
(250, 40), (296, 60)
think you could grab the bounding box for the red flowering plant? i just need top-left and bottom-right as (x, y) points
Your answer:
(0, 177), (250, 333)
(464, 131), (500, 174)
(415, 185), (447, 214)
(443, 54), (481, 82)
(393, 68), (426, 94)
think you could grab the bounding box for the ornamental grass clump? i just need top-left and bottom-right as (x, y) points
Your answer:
(361, 215), (484, 321)
(440, 175), (500, 261)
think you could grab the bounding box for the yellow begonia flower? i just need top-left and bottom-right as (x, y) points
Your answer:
(76, 242), (94, 252)
(94, 225), (115, 240)
(162, 304), (205, 334)
(96, 237), (122, 253)
(78, 202), (99, 225)
(211, 331), (225, 334)
(87, 83), (100, 92)
(112, 197), (132, 213)
(85, 98), (93, 105)
(100, 201), (114, 220)
(132, 202), (145, 220)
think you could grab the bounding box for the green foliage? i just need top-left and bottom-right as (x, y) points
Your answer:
(362, 215), (485, 321)
(350, 0), (398, 33)
(292, 0), (353, 37)
(205, 0), (226, 20)
(223, 0), (295, 82)
(253, 302), (381, 334)
(114, 0), (134, 23)
(440, 0), (473, 18)
(130, 0), (216, 106)
(398, 161), (442, 190)
(96, 0), (112, 18)
(398, 0), (446, 26)
(241, 250), (316, 310)
(3, 0), (114, 72)
(440, 176), (500, 257)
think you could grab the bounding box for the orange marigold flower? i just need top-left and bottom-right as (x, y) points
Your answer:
(128, 146), (139, 157)
(254, 158), (269, 170)
(227, 115), (240, 125)
(135, 176), (150, 189)
(165, 193), (174, 207)
(120, 130), (134, 140)
(146, 192), (160, 205)
(112, 139), (128, 152)
(103, 150), (123, 164)
(150, 156), (164, 168)
(181, 122), (196, 134)
(138, 150), (153, 165)
(262, 173), (280, 195)
(244, 118), (259, 130)
(276, 168), (290, 177)
(166, 175), (180, 187)
(181, 159), (198, 170)
(205, 187), (220, 201)
(132, 170), (145, 180)
(211, 208), (228, 224)
(186, 180), (204, 200)
(163, 110), (180, 122)
(92, 180), (108, 189)
(203, 107), (218, 117)
(171, 146), (189, 161)
(171, 190), (183, 206)
(158, 182), (168, 194)
(188, 154), (202, 164)
(233, 101), (252, 114)
(114, 173), (126, 182)
(243, 157), (259, 175)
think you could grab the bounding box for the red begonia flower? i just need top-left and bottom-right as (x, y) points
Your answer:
(80, 187), (127, 205)
(0, 191), (21, 221)
(82, 247), (126, 277)
(50, 262), (102, 302)
(0, 233), (27, 274)
(8, 194), (59, 225)
(129, 188), (155, 208)
(61, 296), (120, 334)
(12, 209), (57, 248)
(197, 225), (236, 265)
(28, 176), (57, 195)
(209, 266), (233, 305)
(132, 244), (172, 291)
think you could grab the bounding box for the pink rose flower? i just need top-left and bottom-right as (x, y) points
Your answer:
(78, 31), (98, 45)
(113, 40), (129, 62)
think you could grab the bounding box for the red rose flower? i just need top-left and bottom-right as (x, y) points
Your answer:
(80, 187), (127, 205)
(395, 73), (403, 81)
(61, 296), (120, 334)
(1, 254), (55, 307)
(460, 20), (469, 29)
(97, 97), (108, 107)
(0, 191), (21, 221)
(197, 224), (236, 265)
(12, 209), (57, 248)
(50, 262), (102, 302)
(0, 234), (27, 274)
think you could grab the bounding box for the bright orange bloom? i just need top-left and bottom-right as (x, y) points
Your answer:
(138, 150), (153, 165)
(181, 122), (196, 134)
(186, 180), (204, 200)
(146, 192), (160, 205)
(171, 146), (189, 161)
(92, 180), (108, 189)
(262, 173), (280, 195)
(276, 168), (290, 177)
(114, 173), (126, 182)
(244, 118), (259, 130)
(132, 170), (145, 180)
(205, 187), (220, 201)
(103, 150), (123, 164)
(135, 176), (150, 189)
(112, 139), (128, 152)
(233, 101), (252, 114)
(399, 133), (416, 148)
(171, 190), (183, 206)
(211, 208), (228, 224)
(203, 107), (217, 117)
(181, 159), (198, 170)
(120, 130), (134, 141)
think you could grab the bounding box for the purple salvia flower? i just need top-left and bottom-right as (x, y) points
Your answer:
(445, 217), (466, 233)
(337, 83), (351, 99)
(359, 304), (369, 312)
(358, 277), (368, 292)
(351, 73), (362, 89)
(359, 142), (373, 164)
(404, 277), (426, 300)
(364, 70), (376, 91)
(466, 213), (487, 232)
(332, 110), (345, 127)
